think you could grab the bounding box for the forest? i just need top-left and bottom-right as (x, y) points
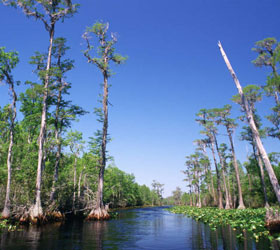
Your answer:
(175, 39), (280, 210)
(0, 0), (166, 223)
(0, 0), (280, 233)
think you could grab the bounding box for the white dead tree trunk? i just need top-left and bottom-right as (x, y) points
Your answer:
(218, 41), (280, 204)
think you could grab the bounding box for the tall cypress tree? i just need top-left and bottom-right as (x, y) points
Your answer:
(83, 22), (126, 219)
(0, 47), (19, 218)
(2, 0), (78, 220)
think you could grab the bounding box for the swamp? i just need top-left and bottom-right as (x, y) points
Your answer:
(1, 0), (280, 249)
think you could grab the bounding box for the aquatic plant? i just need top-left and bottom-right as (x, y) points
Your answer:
(0, 219), (17, 232)
(167, 206), (280, 242)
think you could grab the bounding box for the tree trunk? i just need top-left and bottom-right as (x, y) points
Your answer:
(213, 133), (231, 209)
(210, 176), (217, 206)
(246, 164), (253, 207)
(88, 71), (110, 220)
(201, 143), (217, 205)
(218, 41), (280, 204)
(192, 193), (196, 207)
(210, 137), (223, 209)
(251, 113), (270, 207)
(2, 80), (17, 218)
(50, 72), (64, 202)
(227, 128), (245, 209)
(221, 163), (231, 209)
(30, 24), (55, 220)
(232, 179), (237, 209)
(226, 174), (233, 208)
(189, 190), (193, 206)
(78, 165), (85, 199)
(50, 141), (61, 202)
(72, 156), (77, 213)
(256, 148), (270, 207)
(197, 191), (202, 208)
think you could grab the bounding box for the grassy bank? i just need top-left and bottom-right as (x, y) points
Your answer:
(167, 206), (280, 242)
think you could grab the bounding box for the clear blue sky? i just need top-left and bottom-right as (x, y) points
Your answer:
(0, 0), (280, 196)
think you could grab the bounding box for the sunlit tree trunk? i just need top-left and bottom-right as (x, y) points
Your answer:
(213, 134), (231, 209)
(201, 143), (217, 205)
(189, 189), (193, 206)
(78, 165), (85, 199)
(88, 71), (110, 219)
(255, 147), (270, 207)
(195, 166), (202, 208)
(218, 41), (280, 204)
(83, 22), (126, 219)
(72, 156), (77, 213)
(30, 25), (55, 219)
(50, 85), (63, 202)
(227, 129), (245, 209)
(210, 138), (223, 209)
(226, 174), (233, 208)
(2, 78), (17, 218)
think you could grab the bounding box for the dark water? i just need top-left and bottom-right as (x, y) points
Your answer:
(0, 207), (278, 250)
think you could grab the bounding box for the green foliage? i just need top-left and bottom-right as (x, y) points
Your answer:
(168, 206), (275, 242)
(104, 166), (154, 207)
(0, 219), (17, 232)
(66, 130), (84, 154)
(83, 21), (127, 76)
(2, 0), (79, 25)
(172, 187), (182, 205)
(252, 38), (280, 141)
(0, 47), (19, 82)
(232, 84), (263, 110)
(252, 38), (280, 69)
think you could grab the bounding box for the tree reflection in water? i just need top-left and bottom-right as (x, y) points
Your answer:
(1, 207), (280, 249)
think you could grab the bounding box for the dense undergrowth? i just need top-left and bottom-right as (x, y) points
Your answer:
(167, 206), (280, 242)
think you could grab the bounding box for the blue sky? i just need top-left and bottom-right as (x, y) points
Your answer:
(0, 0), (280, 196)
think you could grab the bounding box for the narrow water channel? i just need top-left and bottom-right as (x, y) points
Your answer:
(0, 207), (277, 249)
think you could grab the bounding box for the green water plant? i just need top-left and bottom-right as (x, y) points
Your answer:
(167, 206), (280, 242)
(0, 219), (17, 232)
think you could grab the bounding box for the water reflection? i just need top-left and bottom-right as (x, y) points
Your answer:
(0, 207), (279, 250)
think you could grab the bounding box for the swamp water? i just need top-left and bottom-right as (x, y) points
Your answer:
(0, 207), (278, 250)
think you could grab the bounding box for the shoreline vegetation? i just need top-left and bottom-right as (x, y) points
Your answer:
(0, 205), (162, 234)
(1, 2), (280, 247)
(167, 206), (280, 242)
(0, 169), (164, 224)
(0, 1), (168, 223)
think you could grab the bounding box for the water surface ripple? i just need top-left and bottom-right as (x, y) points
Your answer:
(0, 207), (276, 249)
